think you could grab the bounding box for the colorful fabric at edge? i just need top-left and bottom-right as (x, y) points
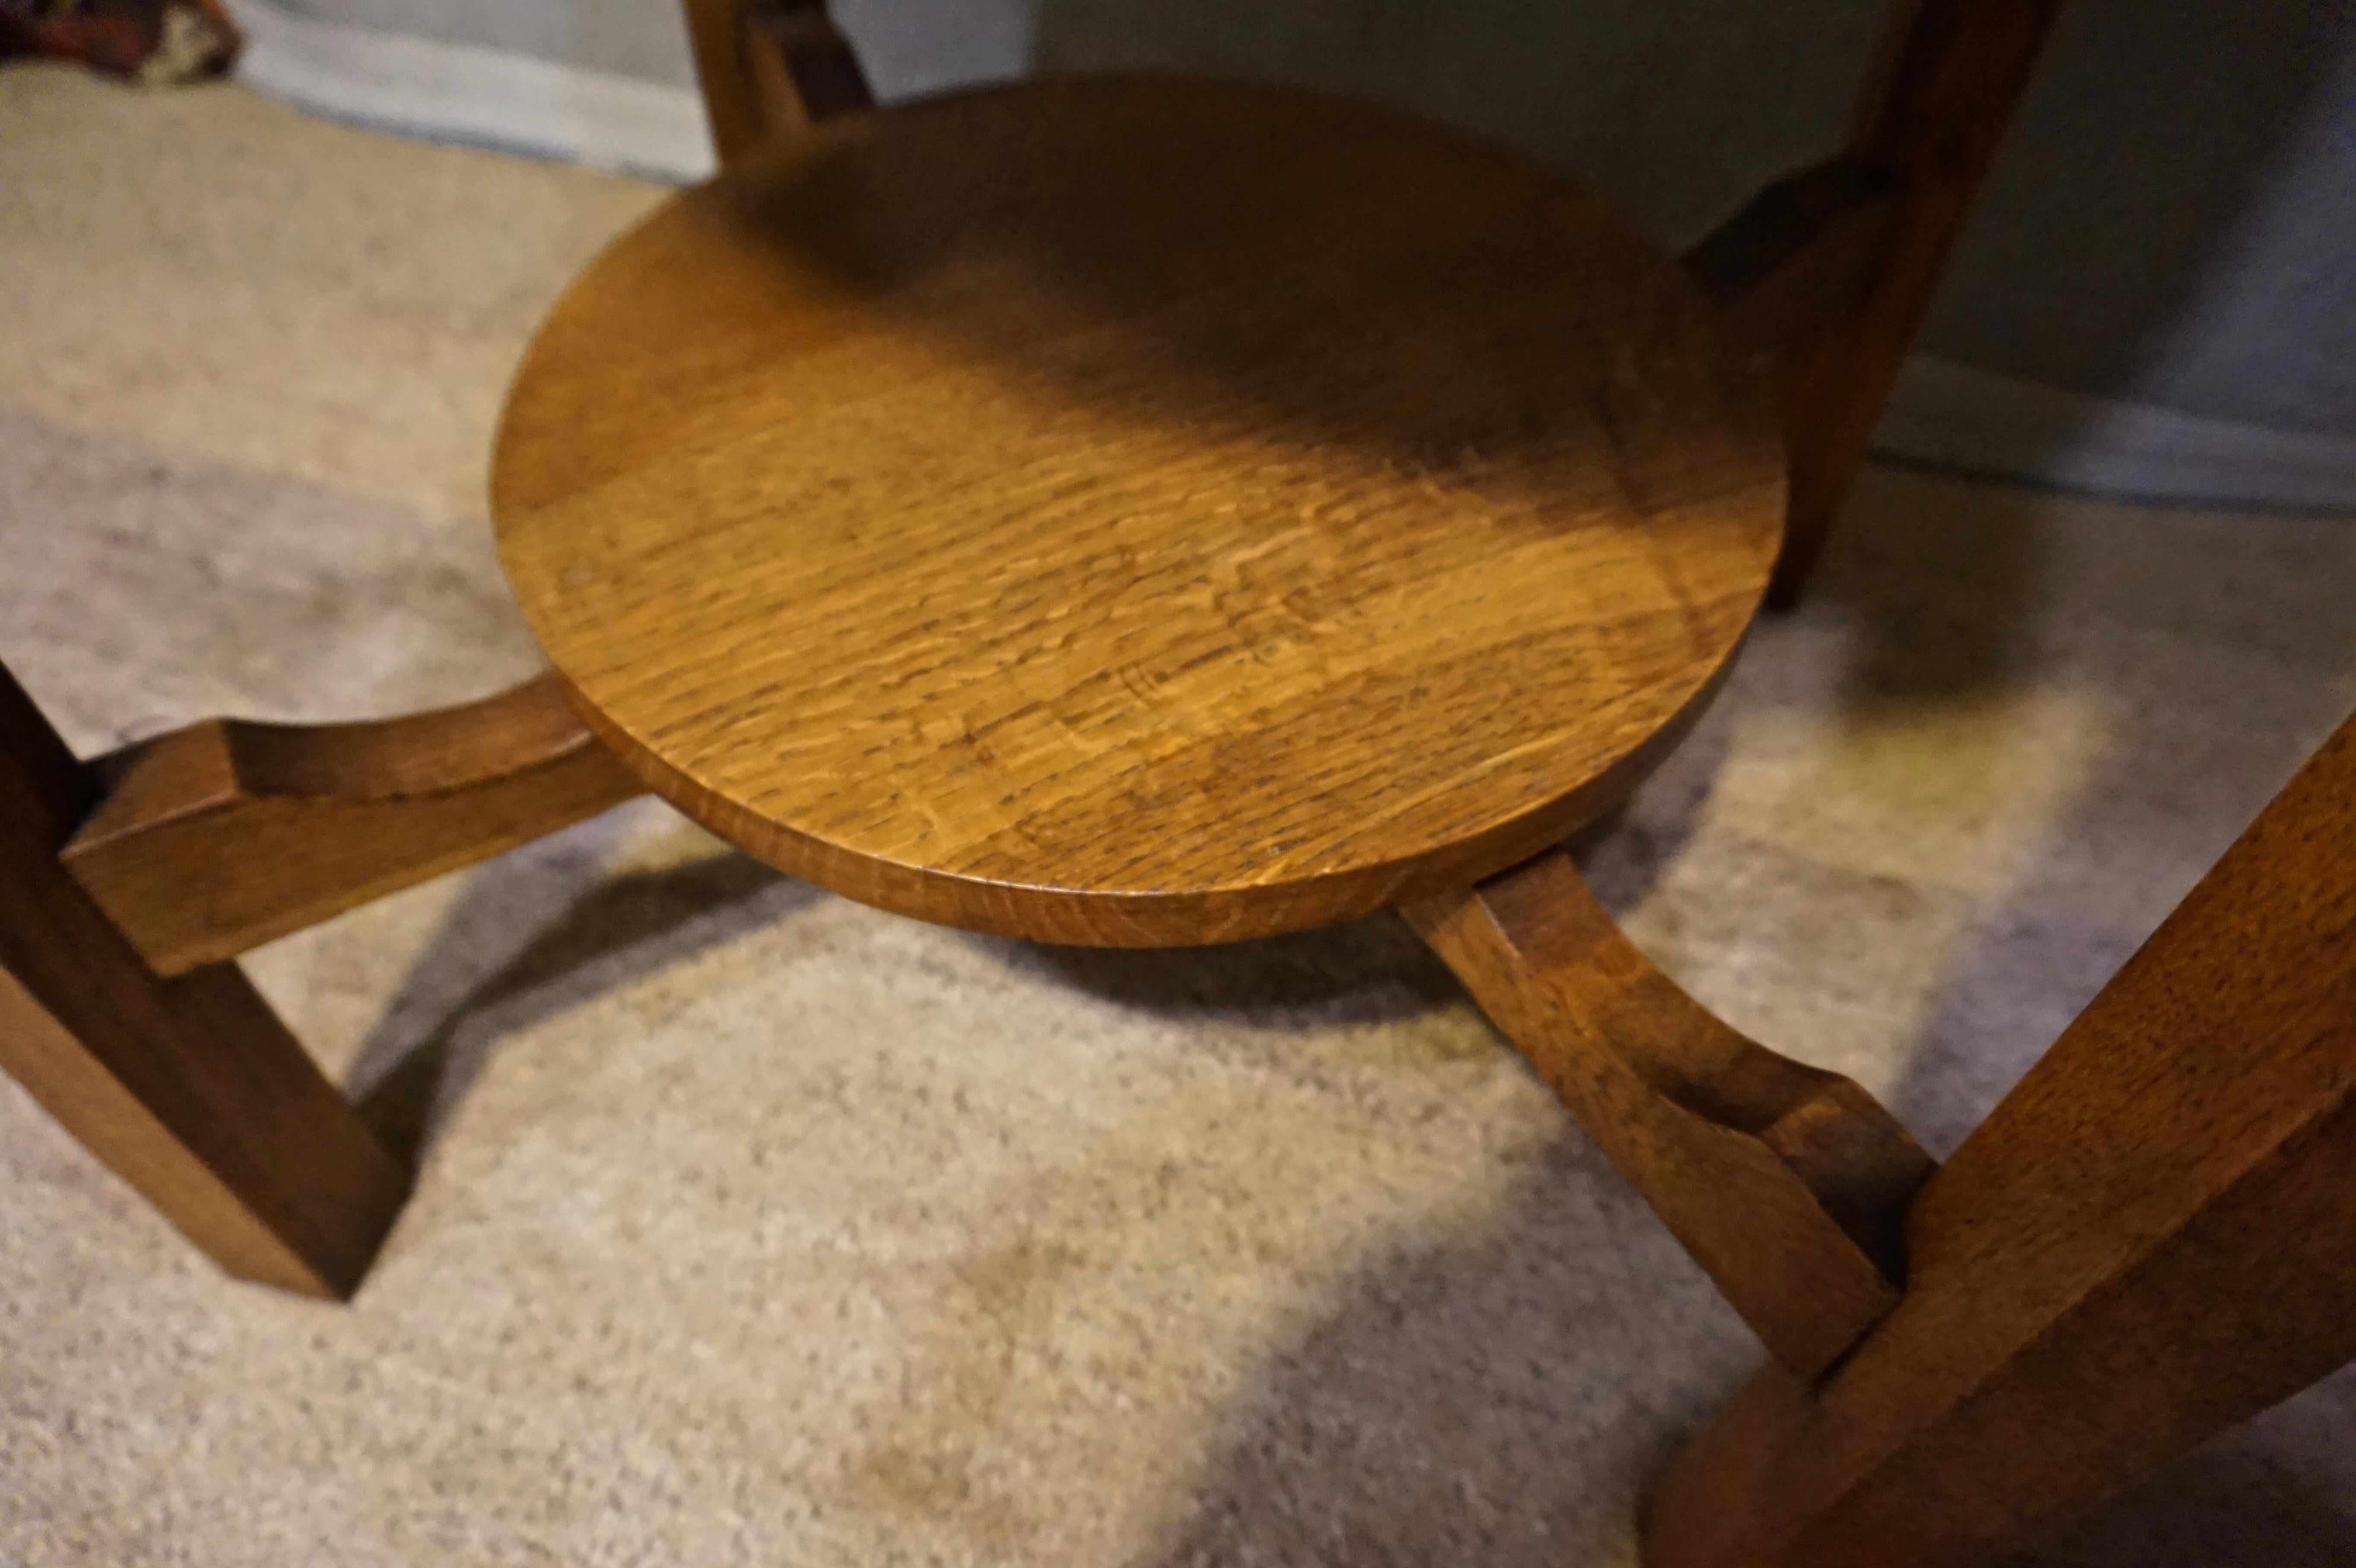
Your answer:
(0, 0), (240, 82)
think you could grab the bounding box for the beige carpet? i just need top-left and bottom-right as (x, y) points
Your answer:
(3, 65), (2354, 1568)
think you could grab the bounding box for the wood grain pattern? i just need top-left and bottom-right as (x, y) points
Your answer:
(60, 674), (643, 976)
(1650, 710), (2356, 1567)
(681, 0), (870, 170)
(495, 77), (1783, 946)
(1406, 849), (1935, 1378)
(0, 662), (408, 1298)
(1767, 0), (2062, 605)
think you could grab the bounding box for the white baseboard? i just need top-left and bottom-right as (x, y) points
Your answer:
(234, 0), (716, 182)
(231, 6), (2356, 512)
(1876, 357), (2356, 512)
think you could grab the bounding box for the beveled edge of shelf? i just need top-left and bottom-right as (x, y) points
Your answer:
(541, 636), (1748, 948)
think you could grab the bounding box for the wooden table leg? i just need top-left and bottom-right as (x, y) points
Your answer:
(1763, 0), (2062, 607)
(1406, 851), (1936, 1381)
(1649, 713), (2356, 1567)
(0, 666), (408, 1299)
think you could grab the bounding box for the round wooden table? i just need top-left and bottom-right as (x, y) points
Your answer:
(494, 76), (1781, 946)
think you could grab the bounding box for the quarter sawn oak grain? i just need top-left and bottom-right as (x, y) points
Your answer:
(494, 77), (1783, 946)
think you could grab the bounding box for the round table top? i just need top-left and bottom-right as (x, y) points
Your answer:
(493, 76), (1782, 946)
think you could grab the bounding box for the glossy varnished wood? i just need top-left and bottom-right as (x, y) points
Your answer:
(1651, 711), (2356, 1567)
(495, 77), (1784, 946)
(1406, 850), (1935, 1378)
(0, 663), (408, 1298)
(60, 674), (642, 976)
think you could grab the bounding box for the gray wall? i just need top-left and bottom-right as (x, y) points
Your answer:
(265, 0), (2356, 441)
(1924, 0), (2355, 439)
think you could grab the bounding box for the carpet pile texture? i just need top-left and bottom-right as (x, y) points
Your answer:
(3, 66), (2353, 1567)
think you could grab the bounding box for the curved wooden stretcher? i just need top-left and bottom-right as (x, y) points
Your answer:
(10, 6), (2353, 1564)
